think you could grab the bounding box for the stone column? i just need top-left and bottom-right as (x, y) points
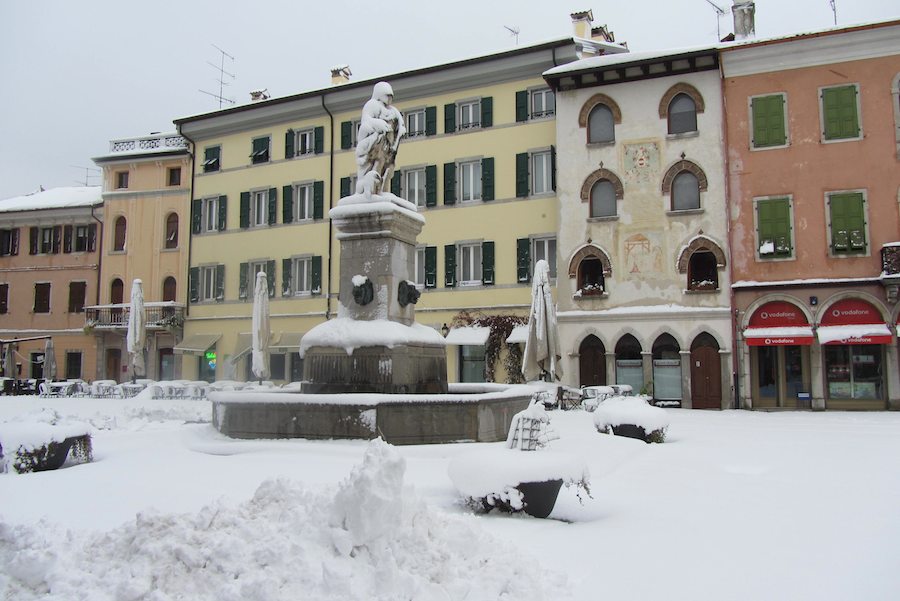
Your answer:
(680, 349), (692, 409)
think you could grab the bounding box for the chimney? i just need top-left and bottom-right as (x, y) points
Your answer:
(570, 10), (593, 39)
(331, 64), (352, 86)
(249, 88), (270, 102)
(732, 1), (756, 40)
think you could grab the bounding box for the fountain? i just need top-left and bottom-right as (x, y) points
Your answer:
(211, 82), (533, 444)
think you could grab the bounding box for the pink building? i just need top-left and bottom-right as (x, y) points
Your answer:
(722, 20), (900, 409)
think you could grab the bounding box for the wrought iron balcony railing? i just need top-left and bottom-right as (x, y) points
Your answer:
(84, 302), (185, 331)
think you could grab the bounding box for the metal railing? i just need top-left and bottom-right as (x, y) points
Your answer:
(109, 133), (188, 153)
(84, 302), (184, 330)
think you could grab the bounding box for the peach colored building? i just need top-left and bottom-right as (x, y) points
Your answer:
(722, 20), (900, 410)
(0, 187), (103, 383)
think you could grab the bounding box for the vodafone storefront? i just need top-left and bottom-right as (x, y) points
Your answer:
(744, 301), (813, 409)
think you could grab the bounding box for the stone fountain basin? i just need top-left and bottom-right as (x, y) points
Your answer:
(211, 383), (535, 445)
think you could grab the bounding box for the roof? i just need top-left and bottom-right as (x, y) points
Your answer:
(0, 187), (102, 213)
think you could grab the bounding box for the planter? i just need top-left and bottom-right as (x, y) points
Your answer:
(600, 423), (667, 444)
(514, 479), (564, 518)
(593, 395), (670, 444)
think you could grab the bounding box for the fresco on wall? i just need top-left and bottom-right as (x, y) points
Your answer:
(623, 142), (660, 185)
(623, 232), (664, 279)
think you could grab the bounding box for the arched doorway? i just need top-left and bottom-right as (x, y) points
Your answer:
(691, 332), (721, 409)
(579, 335), (606, 386)
(615, 334), (643, 392)
(652, 333), (682, 404)
(110, 278), (124, 324)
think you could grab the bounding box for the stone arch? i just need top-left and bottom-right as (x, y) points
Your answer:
(688, 328), (727, 351)
(661, 160), (708, 195)
(575, 328), (609, 354)
(676, 235), (727, 273)
(580, 168), (625, 203)
(568, 243), (612, 278)
(647, 327), (685, 351)
(578, 93), (623, 127)
(658, 82), (706, 119)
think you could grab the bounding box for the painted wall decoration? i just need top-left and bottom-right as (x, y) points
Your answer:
(623, 232), (663, 278)
(623, 142), (660, 185)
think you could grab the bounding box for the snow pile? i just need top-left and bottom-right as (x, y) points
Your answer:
(299, 317), (445, 357)
(449, 448), (588, 501)
(593, 396), (670, 434)
(1, 439), (562, 600)
(0, 409), (91, 472)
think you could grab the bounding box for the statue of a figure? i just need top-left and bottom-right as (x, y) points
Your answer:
(355, 82), (406, 198)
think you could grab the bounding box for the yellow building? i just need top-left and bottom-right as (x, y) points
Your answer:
(91, 133), (191, 381)
(175, 14), (624, 383)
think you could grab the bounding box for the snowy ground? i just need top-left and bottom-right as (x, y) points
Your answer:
(1, 395), (899, 600)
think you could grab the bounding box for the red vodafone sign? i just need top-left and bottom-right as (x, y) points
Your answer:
(820, 299), (882, 326)
(748, 301), (809, 327)
(745, 301), (813, 346)
(818, 299), (892, 345)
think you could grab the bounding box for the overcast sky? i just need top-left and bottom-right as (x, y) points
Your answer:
(1, 0), (897, 200)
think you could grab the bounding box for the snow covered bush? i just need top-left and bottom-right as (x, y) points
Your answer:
(593, 395), (670, 443)
(0, 410), (92, 474)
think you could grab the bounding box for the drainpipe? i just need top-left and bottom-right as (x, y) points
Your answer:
(321, 94), (335, 320)
(90, 204), (104, 305)
(177, 127), (196, 320)
(720, 56), (741, 410)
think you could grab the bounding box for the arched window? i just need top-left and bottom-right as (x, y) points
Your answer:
(165, 213), (178, 249)
(113, 216), (126, 251)
(672, 172), (700, 211)
(652, 333), (682, 403)
(162, 276), (177, 302)
(590, 180), (617, 218)
(110, 277), (124, 324)
(577, 257), (605, 296)
(688, 250), (718, 291)
(668, 93), (697, 134)
(588, 104), (615, 143)
(614, 334), (644, 393)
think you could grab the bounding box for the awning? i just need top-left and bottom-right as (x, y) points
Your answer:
(506, 325), (529, 344)
(445, 326), (490, 345)
(744, 326), (814, 346)
(173, 333), (221, 355)
(817, 324), (892, 345)
(270, 332), (304, 353)
(230, 332), (252, 362)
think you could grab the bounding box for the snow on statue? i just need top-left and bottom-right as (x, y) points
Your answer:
(355, 82), (406, 198)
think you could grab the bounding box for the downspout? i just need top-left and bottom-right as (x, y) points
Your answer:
(90, 204), (104, 305)
(177, 127), (196, 319)
(321, 94), (335, 320)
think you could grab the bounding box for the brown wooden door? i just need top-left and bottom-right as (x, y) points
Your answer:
(691, 345), (721, 409)
(579, 336), (606, 387)
(105, 348), (121, 382)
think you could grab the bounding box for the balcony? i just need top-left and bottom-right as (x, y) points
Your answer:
(84, 302), (184, 332)
(107, 133), (188, 155)
(880, 243), (900, 302)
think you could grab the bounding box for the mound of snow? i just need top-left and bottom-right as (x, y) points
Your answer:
(592, 396), (670, 433)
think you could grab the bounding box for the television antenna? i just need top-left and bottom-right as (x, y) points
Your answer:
(504, 25), (521, 45)
(704, 0), (727, 40)
(71, 165), (100, 187)
(829, 0), (837, 25)
(200, 44), (236, 109)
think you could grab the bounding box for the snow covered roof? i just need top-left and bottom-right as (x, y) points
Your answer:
(0, 186), (102, 213)
(445, 326), (491, 346)
(817, 324), (892, 345)
(506, 325), (529, 344)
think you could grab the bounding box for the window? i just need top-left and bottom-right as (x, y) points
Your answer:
(251, 190), (268, 226)
(591, 180), (617, 218)
(532, 237), (557, 279)
(588, 104), (615, 143)
(34, 282), (50, 313)
(445, 242), (493, 287)
(201, 196), (223, 233)
(30, 226), (60, 255)
(240, 260), (274, 299)
(199, 265), (223, 301)
(74, 225), (91, 252)
(821, 84), (861, 141)
(251, 136), (270, 164)
(0, 228), (19, 256)
(671, 172), (700, 211)
(828, 192), (867, 255)
(403, 168), (426, 207)
(459, 243), (482, 285)
(458, 100), (481, 130)
(414, 246), (436, 288)
(65, 351), (82, 380)
(162, 276), (177, 302)
(406, 109), (426, 137)
(531, 151), (552, 195)
(341, 175), (358, 197)
(445, 98), (492, 133)
(824, 345), (883, 400)
(688, 251), (718, 291)
(751, 94), (787, 148)
(460, 345), (486, 383)
(203, 146), (221, 172)
(115, 171), (129, 189)
(755, 197), (793, 258)
(294, 183), (314, 221)
(110, 278), (124, 304)
(269, 353), (286, 380)
(68, 281), (86, 313)
(165, 213), (178, 249)
(577, 258), (605, 296)
(415, 247), (426, 287)
(530, 88), (555, 119)
(286, 256), (323, 296)
(340, 120), (362, 149)
(668, 94), (697, 134)
(295, 129), (314, 156)
(459, 160), (482, 202)
(113, 216), (126, 251)
(167, 167), (181, 186)
(41, 227), (54, 254)
(0, 283), (8, 314)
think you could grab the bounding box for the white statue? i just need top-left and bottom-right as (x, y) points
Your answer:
(355, 82), (406, 198)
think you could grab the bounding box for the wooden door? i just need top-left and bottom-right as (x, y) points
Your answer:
(690, 345), (721, 409)
(579, 336), (606, 387)
(105, 348), (121, 382)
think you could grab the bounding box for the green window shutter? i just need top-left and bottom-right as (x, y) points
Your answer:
(52, 226), (61, 254)
(87, 224), (96, 252)
(63, 225), (73, 253)
(829, 193), (866, 253)
(482, 241), (495, 285)
(515, 90), (528, 122)
(268, 188), (277, 226)
(481, 97), (493, 128)
(282, 185), (294, 224)
(191, 199), (202, 233)
(517, 238), (531, 283)
(282, 258), (293, 296)
(444, 103), (456, 134)
(424, 246), (437, 288)
(550, 145), (557, 192)
(314, 126), (325, 154)
(311, 255), (322, 294)
(757, 199), (792, 257)
(425, 106), (437, 136)
(29, 227), (38, 255)
(189, 267), (199, 303)
(752, 95), (786, 148)
(340, 121), (352, 149)
(214, 264), (225, 301)
(239, 262), (249, 299)
(217, 195), (228, 231)
(515, 152), (529, 198)
(240, 192), (250, 229)
(340, 176), (351, 198)
(425, 165), (437, 207)
(11, 228), (19, 255)
(444, 244), (457, 287)
(313, 181), (324, 219)
(823, 86), (859, 140)
(443, 162), (456, 205)
(482, 157), (494, 201)
(391, 171), (401, 196)
(266, 260), (276, 297)
(285, 129), (295, 158)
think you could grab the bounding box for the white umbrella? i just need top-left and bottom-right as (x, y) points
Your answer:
(126, 279), (146, 380)
(43, 338), (57, 381)
(3, 344), (16, 379)
(251, 271), (270, 382)
(522, 260), (563, 382)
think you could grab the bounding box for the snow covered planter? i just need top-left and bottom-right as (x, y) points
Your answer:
(593, 396), (670, 443)
(448, 402), (590, 518)
(0, 410), (93, 474)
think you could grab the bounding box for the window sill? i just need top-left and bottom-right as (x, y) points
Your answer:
(751, 142), (789, 152)
(586, 140), (615, 148)
(684, 288), (719, 295)
(573, 291), (608, 300)
(757, 254), (794, 262)
(588, 215), (619, 223)
(528, 113), (555, 122)
(667, 130), (699, 140)
(666, 208), (704, 217)
(821, 135), (863, 144)
(161, 247), (179, 253)
(110, 250), (126, 255)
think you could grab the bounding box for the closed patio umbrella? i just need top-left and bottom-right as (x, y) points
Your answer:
(3, 344), (15, 379)
(43, 338), (57, 381)
(522, 260), (563, 382)
(251, 271), (270, 382)
(126, 279), (146, 381)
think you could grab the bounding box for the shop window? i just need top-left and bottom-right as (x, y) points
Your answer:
(615, 334), (644, 393)
(824, 345), (883, 400)
(652, 334), (682, 402)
